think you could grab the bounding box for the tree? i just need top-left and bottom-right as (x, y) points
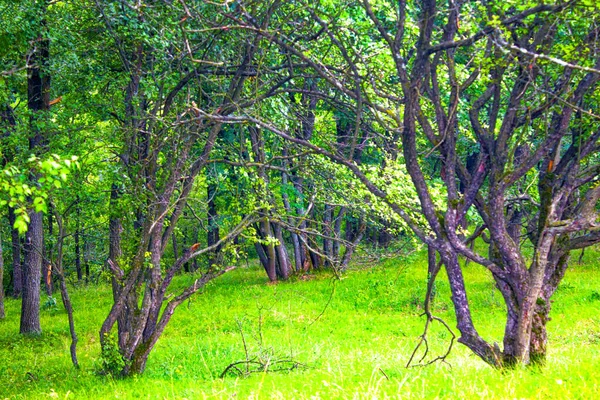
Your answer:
(90, 0), (279, 375)
(20, 0), (50, 334)
(213, 0), (600, 367)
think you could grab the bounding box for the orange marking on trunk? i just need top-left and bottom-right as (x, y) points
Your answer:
(49, 96), (62, 106)
(46, 264), (52, 287)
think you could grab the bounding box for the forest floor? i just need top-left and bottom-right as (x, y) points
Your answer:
(1, 246), (600, 399)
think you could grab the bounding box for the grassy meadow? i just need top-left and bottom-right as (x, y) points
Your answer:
(1, 246), (600, 399)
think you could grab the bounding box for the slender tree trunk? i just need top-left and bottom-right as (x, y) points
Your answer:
(281, 167), (303, 272)
(44, 208), (53, 296)
(291, 173), (309, 270)
(53, 212), (79, 368)
(289, 223), (302, 272)
(43, 250), (52, 296)
(495, 277), (520, 366)
(323, 204), (333, 267)
(109, 184), (134, 351)
(272, 222), (291, 279)
(75, 202), (82, 281)
(340, 216), (365, 271)
(332, 207), (345, 260)
(260, 219), (277, 282)
(440, 245), (501, 366)
(307, 207), (322, 269)
(345, 216), (354, 242)
(248, 126), (290, 280)
(427, 245), (437, 302)
(254, 240), (270, 276)
(207, 181), (220, 268)
(84, 234), (91, 284)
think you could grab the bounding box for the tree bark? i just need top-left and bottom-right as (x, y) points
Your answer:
(272, 222), (291, 279)
(332, 207), (345, 260)
(53, 211), (79, 368)
(207, 181), (220, 268)
(43, 213), (52, 296)
(323, 204), (333, 267)
(75, 201), (82, 281)
(84, 232), (91, 283)
(20, 210), (43, 334)
(259, 219), (277, 282)
(281, 166), (303, 272)
(440, 246), (502, 367)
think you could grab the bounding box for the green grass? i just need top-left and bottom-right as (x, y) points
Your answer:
(1, 247), (600, 399)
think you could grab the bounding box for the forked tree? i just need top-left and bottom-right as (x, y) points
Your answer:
(218, 0), (600, 367)
(91, 0), (277, 375)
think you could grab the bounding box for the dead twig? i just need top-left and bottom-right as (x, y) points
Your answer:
(406, 250), (456, 368)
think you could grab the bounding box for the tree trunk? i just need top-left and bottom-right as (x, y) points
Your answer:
(254, 241), (271, 278)
(84, 233), (91, 284)
(529, 251), (569, 365)
(345, 216), (355, 242)
(307, 208), (322, 269)
(340, 216), (365, 271)
(332, 207), (346, 260)
(43, 211), (52, 296)
(109, 184), (134, 351)
(440, 245), (502, 367)
(259, 219), (277, 282)
(281, 167), (303, 272)
(529, 299), (550, 365)
(323, 204), (333, 267)
(75, 202), (82, 281)
(495, 277), (520, 366)
(21, 1), (50, 334)
(20, 210), (43, 334)
(53, 212), (79, 368)
(290, 172), (310, 270)
(207, 181), (220, 268)
(272, 222), (291, 279)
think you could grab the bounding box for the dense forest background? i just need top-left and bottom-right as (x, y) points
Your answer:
(1, 0), (600, 388)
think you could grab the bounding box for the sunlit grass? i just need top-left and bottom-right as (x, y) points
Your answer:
(1, 246), (599, 399)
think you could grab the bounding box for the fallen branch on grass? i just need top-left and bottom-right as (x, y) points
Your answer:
(220, 358), (307, 378)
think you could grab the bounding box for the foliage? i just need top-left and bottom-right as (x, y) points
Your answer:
(41, 295), (58, 312)
(0, 154), (78, 233)
(98, 333), (128, 377)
